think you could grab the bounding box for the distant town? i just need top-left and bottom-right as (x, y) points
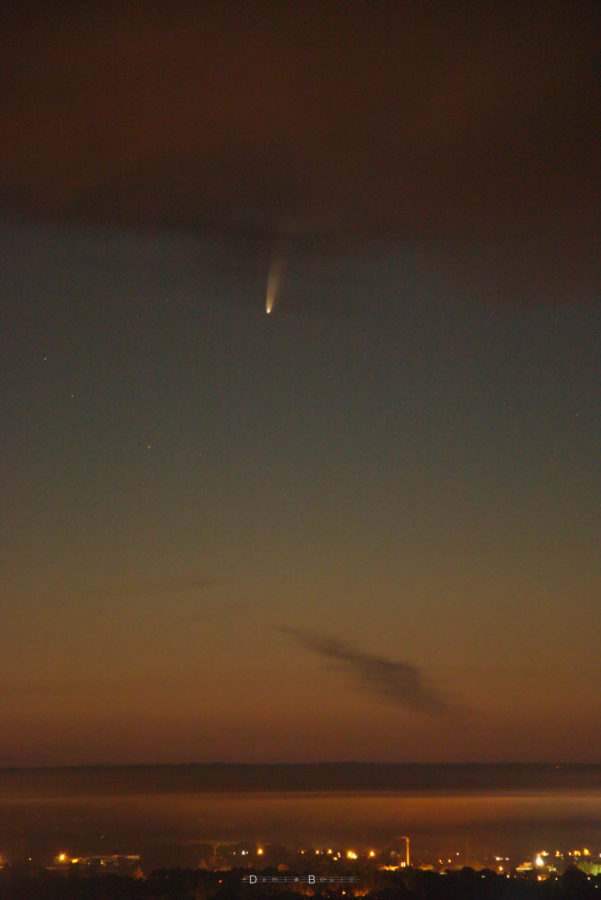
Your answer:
(2, 766), (600, 895)
(1, 838), (600, 898)
(36, 840), (601, 877)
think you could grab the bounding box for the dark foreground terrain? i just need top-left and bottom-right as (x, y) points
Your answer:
(1, 866), (600, 900)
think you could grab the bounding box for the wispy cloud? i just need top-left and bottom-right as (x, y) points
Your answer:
(93, 575), (223, 602)
(51, 575), (224, 607)
(277, 627), (451, 715)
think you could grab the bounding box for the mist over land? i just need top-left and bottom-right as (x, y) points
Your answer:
(1, 764), (600, 879)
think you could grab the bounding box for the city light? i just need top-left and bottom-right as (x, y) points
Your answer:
(8, 834), (601, 887)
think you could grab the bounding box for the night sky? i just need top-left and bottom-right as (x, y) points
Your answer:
(2, 1), (600, 765)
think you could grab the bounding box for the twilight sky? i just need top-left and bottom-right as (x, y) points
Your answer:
(2, 1), (600, 765)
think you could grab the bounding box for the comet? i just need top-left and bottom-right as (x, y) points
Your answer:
(265, 250), (287, 314)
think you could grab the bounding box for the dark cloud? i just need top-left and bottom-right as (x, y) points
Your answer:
(278, 627), (451, 715)
(3, 2), (598, 318)
(3, 1), (599, 250)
